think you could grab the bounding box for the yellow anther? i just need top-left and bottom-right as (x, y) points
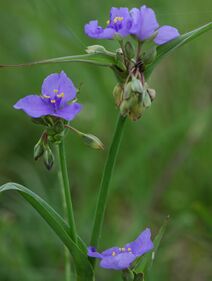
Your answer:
(119, 248), (122, 251)
(50, 99), (56, 104)
(53, 89), (59, 93)
(57, 92), (65, 98)
(112, 251), (116, 256)
(43, 95), (50, 99)
(121, 248), (125, 251)
(106, 20), (110, 25)
(127, 248), (132, 252)
(113, 16), (124, 23)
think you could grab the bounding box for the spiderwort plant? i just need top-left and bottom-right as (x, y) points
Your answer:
(0, 2), (211, 281)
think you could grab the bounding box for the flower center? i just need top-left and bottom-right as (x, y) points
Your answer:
(113, 16), (124, 23)
(42, 89), (65, 111)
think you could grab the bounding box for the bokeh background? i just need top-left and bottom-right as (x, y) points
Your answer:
(0, 0), (211, 280)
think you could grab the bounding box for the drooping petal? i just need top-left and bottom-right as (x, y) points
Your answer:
(84, 20), (115, 39)
(41, 71), (76, 103)
(100, 252), (136, 270)
(53, 102), (82, 121)
(13, 95), (52, 118)
(130, 5), (159, 41)
(126, 228), (154, 257)
(154, 25), (180, 45)
(87, 247), (103, 259)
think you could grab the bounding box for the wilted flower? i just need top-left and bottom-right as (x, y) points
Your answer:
(84, 8), (132, 39)
(14, 71), (82, 121)
(130, 5), (180, 45)
(88, 228), (153, 270)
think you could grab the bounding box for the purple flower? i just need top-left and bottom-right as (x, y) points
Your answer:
(88, 228), (153, 270)
(130, 5), (180, 45)
(84, 7), (132, 39)
(14, 71), (82, 121)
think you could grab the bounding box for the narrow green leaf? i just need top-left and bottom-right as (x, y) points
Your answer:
(144, 22), (212, 79)
(135, 217), (170, 274)
(0, 182), (94, 281)
(0, 53), (116, 68)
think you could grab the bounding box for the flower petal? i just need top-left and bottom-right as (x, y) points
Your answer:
(87, 247), (103, 259)
(53, 102), (82, 121)
(84, 20), (115, 39)
(127, 228), (154, 257)
(131, 5), (159, 41)
(100, 253), (136, 270)
(14, 95), (52, 118)
(102, 247), (120, 257)
(41, 71), (76, 103)
(154, 25), (180, 45)
(109, 7), (132, 37)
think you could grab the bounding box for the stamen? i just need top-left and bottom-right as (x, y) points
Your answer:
(121, 248), (125, 252)
(127, 248), (131, 252)
(50, 99), (56, 104)
(43, 95), (50, 99)
(53, 89), (59, 93)
(113, 16), (124, 23)
(106, 20), (110, 25)
(112, 251), (116, 256)
(57, 92), (65, 98)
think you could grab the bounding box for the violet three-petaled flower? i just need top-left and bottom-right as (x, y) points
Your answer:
(88, 228), (154, 270)
(84, 7), (132, 39)
(130, 5), (180, 45)
(14, 71), (82, 121)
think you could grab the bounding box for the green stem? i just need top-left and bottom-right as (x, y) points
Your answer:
(57, 141), (77, 242)
(90, 114), (126, 266)
(57, 140), (78, 281)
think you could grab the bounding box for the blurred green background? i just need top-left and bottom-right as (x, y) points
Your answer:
(0, 0), (211, 280)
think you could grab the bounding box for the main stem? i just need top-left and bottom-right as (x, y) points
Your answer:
(57, 140), (78, 281)
(90, 114), (126, 266)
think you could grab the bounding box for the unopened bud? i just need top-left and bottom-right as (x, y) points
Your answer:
(122, 269), (134, 281)
(113, 84), (123, 107)
(125, 41), (135, 60)
(131, 77), (144, 94)
(34, 140), (44, 161)
(147, 88), (156, 101)
(143, 46), (157, 65)
(43, 146), (54, 170)
(86, 45), (107, 54)
(81, 134), (104, 150)
(142, 90), (152, 108)
(133, 273), (144, 281)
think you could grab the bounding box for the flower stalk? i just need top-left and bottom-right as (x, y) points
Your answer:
(57, 140), (78, 280)
(90, 114), (126, 267)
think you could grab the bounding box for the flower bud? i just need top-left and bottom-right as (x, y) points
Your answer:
(86, 45), (107, 54)
(142, 90), (152, 108)
(131, 77), (144, 94)
(81, 133), (104, 150)
(43, 146), (54, 170)
(133, 273), (144, 281)
(122, 269), (134, 281)
(113, 84), (123, 107)
(125, 41), (135, 60)
(33, 140), (44, 161)
(147, 88), (156, 101)
(143, 46), (157, 65)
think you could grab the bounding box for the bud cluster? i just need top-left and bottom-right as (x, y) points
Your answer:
(33, 116), (66, 170)
(113, 76), (156, 121)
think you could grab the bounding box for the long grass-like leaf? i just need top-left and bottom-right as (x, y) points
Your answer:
(0, 182), (94, 281)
